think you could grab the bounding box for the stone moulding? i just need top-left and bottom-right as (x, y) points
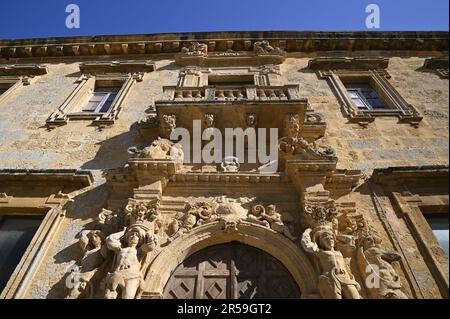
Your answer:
(0, 64), (48, 76)
(308, 57), (389, 70)
(0, 31), (448, 60)
(79, 60), (155, 74)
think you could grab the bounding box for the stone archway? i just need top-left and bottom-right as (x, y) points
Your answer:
(163, 241), (301, 299)
(141, 221), (319, 299)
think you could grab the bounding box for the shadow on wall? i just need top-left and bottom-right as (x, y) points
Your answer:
(81, 122), (144, 170)
(47, 183), (108, 299)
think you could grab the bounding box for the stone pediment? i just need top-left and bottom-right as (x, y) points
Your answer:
(0, 64), (48, 76)
(308, 57), (389, 70)
(79, 60), (156, 74)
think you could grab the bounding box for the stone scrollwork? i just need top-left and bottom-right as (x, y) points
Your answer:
(248, 204), (297, 240)
(124, 199), (160, 226)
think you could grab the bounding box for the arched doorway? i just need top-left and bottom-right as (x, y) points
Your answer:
(163, 241), (301, 299)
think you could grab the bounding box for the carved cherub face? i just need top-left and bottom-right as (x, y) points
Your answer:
(266, 205), (276, 215)
(318, 230), (335, 251)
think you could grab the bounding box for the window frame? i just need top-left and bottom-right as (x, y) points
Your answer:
(46, 73), (135, 128)
(317, 69), (423, 127)
(0, 169), (93, 299)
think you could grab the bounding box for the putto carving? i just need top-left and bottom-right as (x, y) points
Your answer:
(104, 225), (158, 299)
(253, 40), (284, 55)
(159, 114), (177, 139)
(301, 226), (361, 299)
(180, 42), (208, 56)
(248, 204), (297, 240)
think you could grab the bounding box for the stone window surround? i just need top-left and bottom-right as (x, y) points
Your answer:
(0, 64), (48, 106)
(45, 60), (155, 129)
(318, 69), (422, 127)
(0, 169), (93, 299)
(177, 65), (283, 88)
(391, 191), (449, 299)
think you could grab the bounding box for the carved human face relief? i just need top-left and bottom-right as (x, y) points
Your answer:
(319, 231), (335, 251)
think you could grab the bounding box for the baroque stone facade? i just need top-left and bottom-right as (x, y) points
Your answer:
(0, 31), (448, 299)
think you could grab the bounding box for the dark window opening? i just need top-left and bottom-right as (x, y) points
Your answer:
(0, 215), (43, 292)
(208, 75), (255, 87)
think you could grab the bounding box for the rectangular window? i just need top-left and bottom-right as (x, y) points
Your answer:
(345, 83), (388, 110)
(425, 214), (449, 256)
(81, 87), (120, 113)
(0, 215), (43, 292)
(208, 74), (255, 87)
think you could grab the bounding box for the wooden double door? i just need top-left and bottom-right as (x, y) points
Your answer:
(163, 242), (300, 299)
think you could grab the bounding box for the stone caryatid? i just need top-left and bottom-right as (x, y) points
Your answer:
(66, 230), (109, 299)
(357, 232), (408, 299)
(301, 226), (361, 299)
(104, 225), (158, 299)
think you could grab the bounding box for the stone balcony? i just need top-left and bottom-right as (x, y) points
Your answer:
(161, 84), (300, 102)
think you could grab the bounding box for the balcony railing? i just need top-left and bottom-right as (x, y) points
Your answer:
(162, 85), (300, 102)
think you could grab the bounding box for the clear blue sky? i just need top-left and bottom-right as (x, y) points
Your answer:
(0, 0), (448, 40)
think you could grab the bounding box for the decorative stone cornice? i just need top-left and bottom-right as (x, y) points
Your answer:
(371, 165), (449, 184)
(79, 60), (156, 74)
(0, 31), (447, 60)
(0, 64), (48, 76)
(0, 169), (93, 187)
(308, 57), (389, 70)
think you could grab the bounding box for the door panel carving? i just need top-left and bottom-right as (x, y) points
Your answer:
(163, 242), (300, 299)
